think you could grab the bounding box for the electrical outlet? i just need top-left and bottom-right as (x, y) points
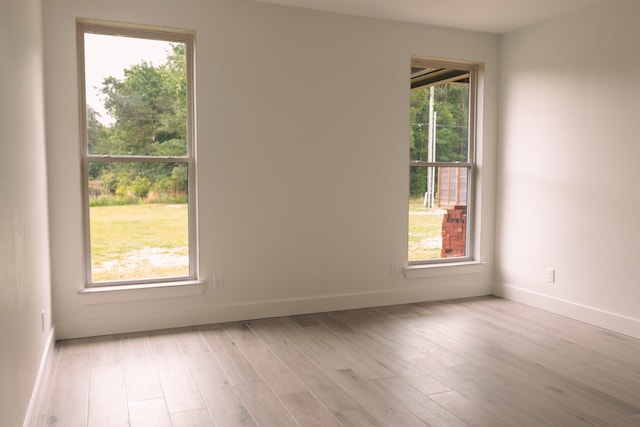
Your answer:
(214, 275), (225, 291)
(389, 264), (403, 277)
(546, 268), (555, 283)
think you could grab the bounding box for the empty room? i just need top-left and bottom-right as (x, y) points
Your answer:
(2, 0), (640, 425)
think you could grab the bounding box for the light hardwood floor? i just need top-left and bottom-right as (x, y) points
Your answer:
(43, 297), (640, 426)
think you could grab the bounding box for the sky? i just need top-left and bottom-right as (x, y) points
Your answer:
(84, 33), (173, 125)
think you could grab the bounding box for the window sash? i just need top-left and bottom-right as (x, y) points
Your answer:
(409, 59), (478, 265)
(408, 165), (474, 265)
(78, 20), (198, 287)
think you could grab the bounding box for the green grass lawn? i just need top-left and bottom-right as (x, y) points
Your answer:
(90, 203), (189, 282)
(90, 200), (441, 282)
(408, 198), (444, 261)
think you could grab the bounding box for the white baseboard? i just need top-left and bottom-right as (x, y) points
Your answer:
(498, 285), (640, 340)
(56, 283), (492, 339)
(23, 327), (57, 427)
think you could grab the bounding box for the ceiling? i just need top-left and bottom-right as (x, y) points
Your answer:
(249, 0), (602, 34)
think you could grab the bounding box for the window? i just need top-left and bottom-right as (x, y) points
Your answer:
(78, 21), (198, 286)
(409, 58), (477, 264)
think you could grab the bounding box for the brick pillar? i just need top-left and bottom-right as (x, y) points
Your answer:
(441, 205), (467, 258)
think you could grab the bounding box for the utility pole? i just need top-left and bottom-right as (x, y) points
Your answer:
(425, 85), (435, 208)
(431, 111), (437, 208)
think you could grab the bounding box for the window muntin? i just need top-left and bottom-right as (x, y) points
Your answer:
(78, 21), (197, 286)
(409, 58), (476, 264)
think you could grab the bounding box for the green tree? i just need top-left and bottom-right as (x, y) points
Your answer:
(409, 83), (469, 198)
(100, 53), (186, 156)
(87, 44), (188, 205)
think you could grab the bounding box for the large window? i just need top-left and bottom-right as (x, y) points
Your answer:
(78, 21), (198, 286)
(409, 58), (477, 264)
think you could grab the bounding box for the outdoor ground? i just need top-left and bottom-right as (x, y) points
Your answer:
(90, 203), (189, 282)
(89, 200), (444, 282)
(408, 198), (445, 261)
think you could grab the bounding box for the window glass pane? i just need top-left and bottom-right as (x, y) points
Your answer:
(408, 166), (469, 261)
(410, 83), (469, 163)
(84, 33), (188, 156)
(88, 161), (190, 282)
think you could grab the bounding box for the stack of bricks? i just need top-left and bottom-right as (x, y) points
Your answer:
(441, 205), (467, 258)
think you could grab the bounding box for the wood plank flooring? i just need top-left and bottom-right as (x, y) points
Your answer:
(43, 297), (640, 426)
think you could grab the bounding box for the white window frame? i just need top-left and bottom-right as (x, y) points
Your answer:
(409, 58), (478, 267)
(77, 20), (199, 287)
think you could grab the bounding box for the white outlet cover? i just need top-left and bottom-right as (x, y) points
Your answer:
(546, 268), (555, 283)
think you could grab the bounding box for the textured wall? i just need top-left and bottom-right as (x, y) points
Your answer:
(0, 0), (53, 425)
(497, 0), (640, 338)
(43, 0), (499, 338)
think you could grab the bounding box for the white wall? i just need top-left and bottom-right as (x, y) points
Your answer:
(0, 0), (54, 425)
(43, 0), (499, 339)
(497, 0), (640, 338)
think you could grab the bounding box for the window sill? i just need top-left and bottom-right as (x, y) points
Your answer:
(404, 261), (485, 279)
(77, 280), (207, 304)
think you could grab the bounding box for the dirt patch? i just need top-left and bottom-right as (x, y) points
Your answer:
(93, 247), (188, 276)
